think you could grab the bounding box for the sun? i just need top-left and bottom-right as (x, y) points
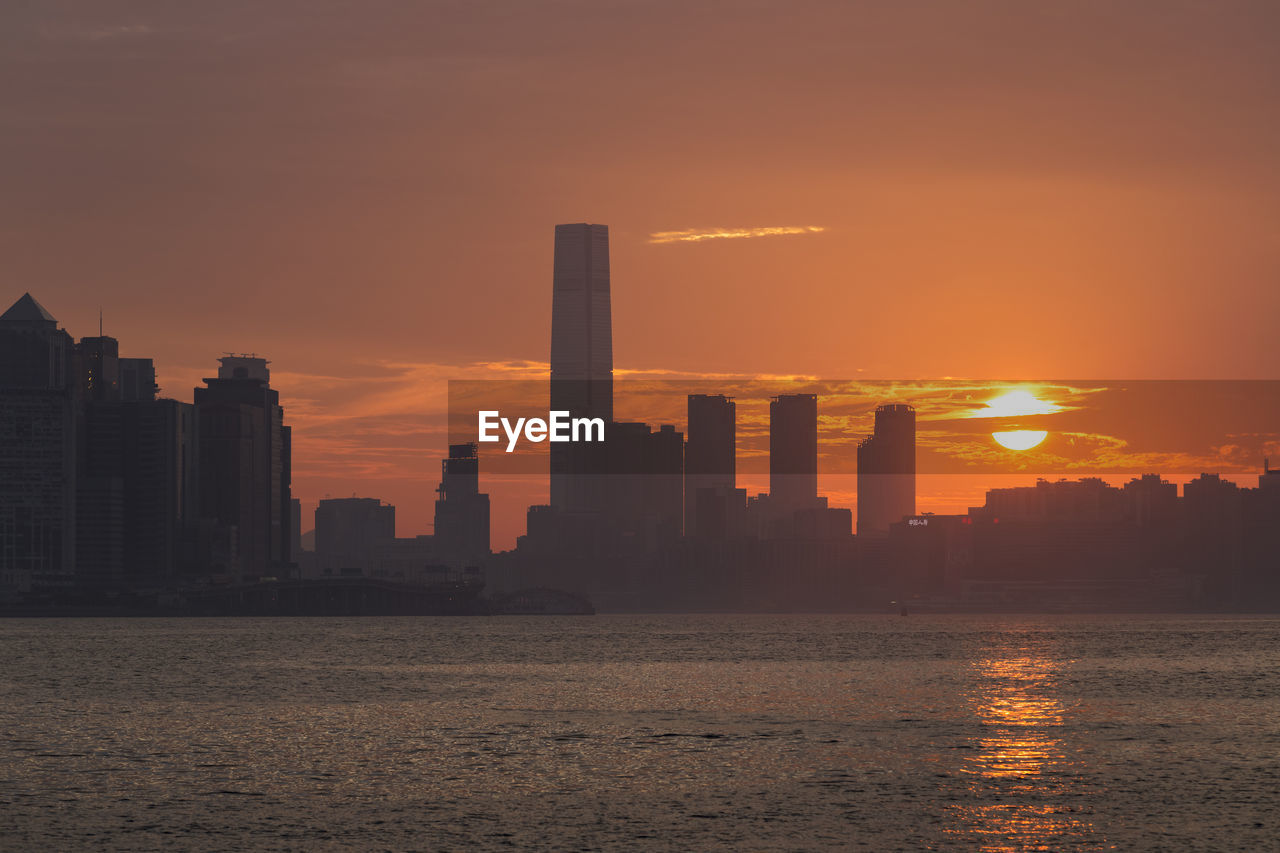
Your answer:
(992, 430), (1048, 451)
(976, 389), (1060, 418)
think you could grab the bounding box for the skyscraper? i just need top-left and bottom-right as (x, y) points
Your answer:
(120, 398), (196, 583)
(685, 394), (736, 537)
(194, 356), (292, 581)
(73, 329), (193, 587)
(0, 294), (77, 586)
(769, 394), (818, 517)
(550, 223), (612, 511)
(857, 403), (916, 536)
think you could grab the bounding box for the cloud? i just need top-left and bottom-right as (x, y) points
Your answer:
(648, 226), (825, 244)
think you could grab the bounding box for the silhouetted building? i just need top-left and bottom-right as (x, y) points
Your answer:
(76, 400), (125, 584)
(433, 443), (491, 567)
(692, 485), (748, 540)
(73, 335), (156, 405)
(372, 535), (438, 581)
(888, 514), (974, 599)
(71, 330), (189, 586)
(315, 497), (395, 576)
(1242, 463), (1280, 602)
(549, 223), (612, 512)
(948, 476), (1204, 609)
(1123, 473), (1179, 526)
(794, 504), (854, 540)
(1182, 473), (1244, 603)
(76, 396), (198, 586)
(313, 494), (391, 573)
(1261, 458), (1280, 492)
(0, 293), (77, 586)
(194, 356), (292, 581)
(606, 422), (683, 540)
(0, 293), (75, 390)
(76, 336), (120, 402)
(977, 477), (1124, 524)
(290, 497), (302, 565)
(119, 358), (157, 401)
(121, 399), (197, 582)
(647, 426), (685, 535)
(769, 394), (818, 517)
(685, 394), (735, 537)
(857, 404), (915, 536)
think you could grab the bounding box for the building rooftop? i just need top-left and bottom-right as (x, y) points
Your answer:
(0, 292), (58, 328)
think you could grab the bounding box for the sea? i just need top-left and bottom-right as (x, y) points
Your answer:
(2, 614), (1277, 851)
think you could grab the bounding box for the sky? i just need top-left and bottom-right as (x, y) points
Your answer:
(4, 1), (1279, 545)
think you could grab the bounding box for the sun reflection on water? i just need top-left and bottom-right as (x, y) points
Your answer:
(949, 650), (1099, 851)
(972, 655), (1064, 779)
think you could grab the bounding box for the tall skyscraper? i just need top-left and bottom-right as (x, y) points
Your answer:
(550, 223), (612, 511)
(75, 399), (126, 585)
(0, 294), (77, 587)
(120, 398), (197, 583)
(769, 394), (819, 517)
(73, 329), (193, 587)
(73, 335), (125, 585)
(194, 356), (292, 581)
(685, 394), (736, 536)
(857, 403), (916, 536)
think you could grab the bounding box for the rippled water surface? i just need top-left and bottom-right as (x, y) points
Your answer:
(2, 614), (1278, 850)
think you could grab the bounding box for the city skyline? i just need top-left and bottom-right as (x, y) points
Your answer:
(5, 2), (1280, 545)
(9, 287), (1280, 554)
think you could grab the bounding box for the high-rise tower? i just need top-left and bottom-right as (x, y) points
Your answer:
(769, 394), (818, 516)
(550, 223), (613, 511)
(0, 293), (77, 586)
(857, 403), (916, 535)
(686, 394), (736, 536)
(194, 356), (293, 581)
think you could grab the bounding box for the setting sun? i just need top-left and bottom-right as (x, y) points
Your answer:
(992, 430), (1049, 451)
(975, 390), (1061, 419)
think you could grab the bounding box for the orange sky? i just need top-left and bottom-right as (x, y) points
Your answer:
(4, 1), (1279, 545)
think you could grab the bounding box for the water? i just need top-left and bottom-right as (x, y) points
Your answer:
(2, 614), (1278, 850)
